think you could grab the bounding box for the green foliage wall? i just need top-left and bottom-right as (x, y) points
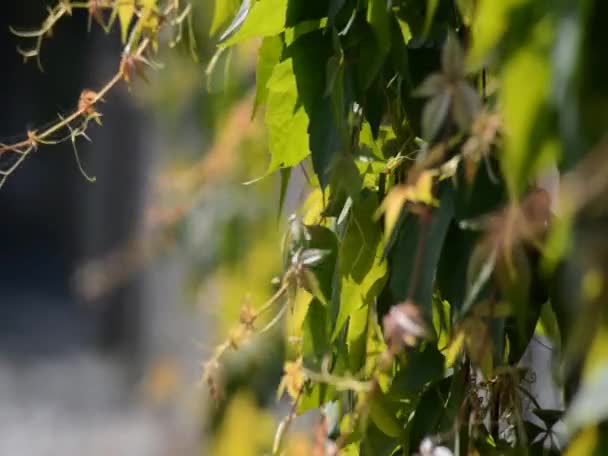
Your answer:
(205, 0), (608, 454)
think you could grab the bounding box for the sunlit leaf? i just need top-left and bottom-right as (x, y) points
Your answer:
(223, 0), (288, 46)
(378, 170), (439, 242)
(500, 17), (558, 196)
(333, 193), (387, 339)
(264, 59), (311, 174)
(254, 35), (283, 116)
(210, 0), (242, 37)
(117, 0), (135, 43)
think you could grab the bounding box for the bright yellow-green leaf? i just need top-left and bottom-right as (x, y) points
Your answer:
(117, 0), (135, 43)
(378, 171), (438, 242)
(369, 390), (403, 437)
(302, 189), (325, 225)
(468, 0), (528, 66)
(456, 0), (475, 25)
(223, 0), (288, 46)
(500, 18), (556, 196)
(444, 330), (465, 368)
(397, 18), (412, 43)
(264, 58), (311, 175)
(286, 289), (312, 358)
(254, 35), (283, 116)
(210, 0), (241, 36)
(424, 0), (439, 35)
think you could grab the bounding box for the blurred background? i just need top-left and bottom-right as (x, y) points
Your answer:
(0, 1), (294, 454)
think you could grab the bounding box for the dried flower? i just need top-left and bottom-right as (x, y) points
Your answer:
(202, 359), (223, 402)
(239, 300), (257, 329)
(382, 301), (428, 353)
(78, 89), (98, 116)
(278, 358), (305, 400)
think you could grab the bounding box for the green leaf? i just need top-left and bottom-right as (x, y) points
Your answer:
(424, 0), (440, 36)
(390, 345), (445, 396)
(285, 0), (328, 27)
(408, 375), (453, 450)
(210, 0), (241, 37)
(500, 17), (558, 196)
(346, 304), (369, 371)
(367, 0), (392, 55)
(302, 298), (332, 366)
(456, 0), (474, 26)
(117, 0), (135, 43)
(355, 22), (386, 91)
(369, 389), (404, 438)
(222, 0), (288, 46)
(468, 0), (525, 66)
(264, 59), (311, 174)
(333, 192), (387, 339)
(298, 382), (335, 414)
(303, 226), (339, 305)
(363, 421), (401, 456)
(384, 183), (454, 316)
(309, 96), (343, 189)
(254, 35), (284, 116)
(286, 30), (333, 114)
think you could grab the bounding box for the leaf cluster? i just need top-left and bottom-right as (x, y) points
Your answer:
(203, 0), (608, 455)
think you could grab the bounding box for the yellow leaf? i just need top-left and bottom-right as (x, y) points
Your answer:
(444, 330), (465, 368)
(377, 170), (438, 241)
(565, 426), (598, 456)
(118, 0), (135, 43)
(302, 189), (325, 225)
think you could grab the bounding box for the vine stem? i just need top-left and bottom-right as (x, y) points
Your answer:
(272, 386), (304, 456)
(0, 0), (181, 159)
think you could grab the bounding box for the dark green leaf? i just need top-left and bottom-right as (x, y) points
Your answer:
(333, 192), (387, 338)
(302, 298), (331, 365)
(390, 344), (445, 396)
(385, 183), (454, 317)
(367, 0), (392, 55)
(309, 96), (343, 189)
(369, 389), (405, 438)
(303, 225), (339, 305)
(408, 375), (453, 450)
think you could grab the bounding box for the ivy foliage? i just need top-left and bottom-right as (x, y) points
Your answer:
(205, 0), (608, 454)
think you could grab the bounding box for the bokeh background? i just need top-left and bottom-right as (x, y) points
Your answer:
(0, 1), (295, 454)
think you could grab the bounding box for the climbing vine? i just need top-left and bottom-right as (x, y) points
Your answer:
(202, 1), (608, 455)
